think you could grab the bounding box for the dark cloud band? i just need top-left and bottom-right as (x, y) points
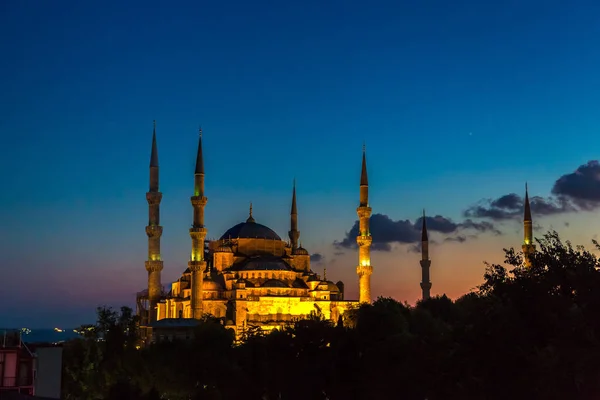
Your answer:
(464, 194), (572, 221)
(552, 160), (600, 210)
(334, 213), (498, 252)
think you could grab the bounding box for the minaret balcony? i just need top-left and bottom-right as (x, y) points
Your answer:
(356, 265), (373, 276)
(146, 192), (163, 205)
(188, 260), (206, 272)
(356, 235), (372, 247)
(189, 227), (208, 238)
(191, 196), (208, 206)
(356, 207), (372, 218)
(145, 260), (164, 272)
(146, 225), (163, 238)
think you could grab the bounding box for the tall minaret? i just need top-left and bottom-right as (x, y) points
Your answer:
(145, 121), (164, 323)
(288, 179), (300, 251)
(420, 210), (432, 300)
(356, 145), (373, 304)
(522, 183), (535, 267)
(189, 128), (208, 319)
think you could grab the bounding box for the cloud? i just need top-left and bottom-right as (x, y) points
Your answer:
(335, 160), (600, 253)
(464, 193), (573, 221)
(334, 213), (497, 252)
(333, 214), (418, 252)
(444, 235), (468, 243)
(552, 160), (600, 210)
(463, 161), (600, 222)
(310, 253), (324, 263)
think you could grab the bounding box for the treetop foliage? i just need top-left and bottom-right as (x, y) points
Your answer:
(63, 231), (600, 400)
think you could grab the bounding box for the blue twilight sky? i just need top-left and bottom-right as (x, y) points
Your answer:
(2, 0), (600, 328)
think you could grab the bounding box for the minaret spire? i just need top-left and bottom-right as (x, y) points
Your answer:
(421, 209), (428, 242)
(289, 179), (300, 251)
(145, 121), (164, 323)
(189, 127), (208, 319)
(524, 182), (532, 222)
(522, 183), (535, 267)
(420, 210), (432, 300)
(360, 144), (368, 187)
(356, 145), (373, 303)
(195, 126), (204, 175)
(150, 120), (159, 168)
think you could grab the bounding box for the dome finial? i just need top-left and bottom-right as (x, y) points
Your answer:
(324, 267), (327, 281)
(247, 202), (255, 223)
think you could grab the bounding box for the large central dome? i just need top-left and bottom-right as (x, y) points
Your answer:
(220, 220), (281, 241)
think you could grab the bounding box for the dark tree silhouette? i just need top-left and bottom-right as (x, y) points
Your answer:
(62, 231), (600, 400)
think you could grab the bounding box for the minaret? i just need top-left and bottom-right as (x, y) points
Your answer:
(420, 210), (432, 300)
(522, 183), (535, 267)
(145, 121), (164, 323)
(356, 145), (373, 304)
(189, 127), (208, 319)
(288, 179), (300, 251)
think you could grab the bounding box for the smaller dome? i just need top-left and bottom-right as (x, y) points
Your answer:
(202, 276), (222, 291)
(216, 244), (233, 253)
(294, 247), (309, 256)
(323, 281), (340, 292)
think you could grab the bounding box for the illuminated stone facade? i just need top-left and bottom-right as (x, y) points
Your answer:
(137, 125), (367, 338)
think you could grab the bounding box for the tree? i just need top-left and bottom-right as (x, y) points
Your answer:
(62, 306), (140, 400)
(61, 231), (600, 400)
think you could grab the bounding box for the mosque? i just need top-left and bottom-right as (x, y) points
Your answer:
(136, 123), (375, 340)
(136, 123), (534, 341)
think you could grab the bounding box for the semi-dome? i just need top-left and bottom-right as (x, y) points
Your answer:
(220, 220), (281, 241)
(235, 279), (255, 287)
(292, 278), (308, 288)
(233, 256), (293, 271)
(262, 279), (289, 288)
